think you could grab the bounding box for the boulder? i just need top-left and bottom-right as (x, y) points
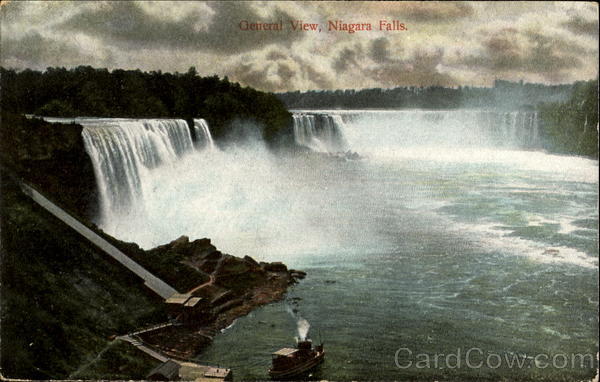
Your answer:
(243, 255), (260, 267)
(289, 269), (307, 279)
(263, 262), (288, 272)
(170, 235), (190, 250)
(218, 256), (252, 275)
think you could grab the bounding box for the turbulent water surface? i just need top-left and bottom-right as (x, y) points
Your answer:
(81, 110), (598, 380)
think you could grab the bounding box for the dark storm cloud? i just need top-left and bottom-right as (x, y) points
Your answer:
(562, 16), (599, 37)
(332, 47), (362, 73)
(456, 28), (587, 81)
(398, 2), (473, 22)
(303, 63), (333, 89)
(267, 51), (288, 61)
(478, 30), (522, 70)
(229, 63), (277, 92)
(229, 54), (333, 92)
(277, 63), (295, 82)
(329, 37), (454, 88)
(2, 32), (53, 63)
(368, 48), (457, 87)
(0, 31), (114, 69)
(327, 38), (456, 88)
(59, 2), (301, 55)
(0, 0), (26, 20)
(370, 37), (392, 63)
(525, 30), (588, 57)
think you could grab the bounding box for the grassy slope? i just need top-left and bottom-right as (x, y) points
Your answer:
(0, 174), (166, 379)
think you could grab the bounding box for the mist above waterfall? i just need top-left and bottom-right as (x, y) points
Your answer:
(169, 106), (595, 381)
(72, 110), (597, 382)
(294, 110), (541, 155)
(103, 133), (378, 258)
(80, 112), (597, 270)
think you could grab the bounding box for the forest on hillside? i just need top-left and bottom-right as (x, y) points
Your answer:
(1, 66), (596, 158)
(538, 78), (598, 158)
(278, 78), (597, 158)
(277, 80), (574, 110)
(0, 66), (292, 145)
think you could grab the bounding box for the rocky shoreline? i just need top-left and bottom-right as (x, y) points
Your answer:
(123, 235), (306, 361)
(0, 113), (304, 378)
(1, 171), (305, 378)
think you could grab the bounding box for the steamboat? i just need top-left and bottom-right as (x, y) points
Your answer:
(268, 339), (324, 379)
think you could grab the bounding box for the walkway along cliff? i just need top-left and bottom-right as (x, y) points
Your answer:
(18, 181), (178, 300)
(0, 114), (304, 380)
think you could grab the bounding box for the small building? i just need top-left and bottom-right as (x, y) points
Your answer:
(147, 360), (181, 381)
(272, 347), (299, 358)
(203, 366), (233, 381)
(182, 296), (207, 323)
(165, 293), (209, 323)
(166, 293), (192, 305)
(184, 296), (204, 309)
(178, 361), (232, 381)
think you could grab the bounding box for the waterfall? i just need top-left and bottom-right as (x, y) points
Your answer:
(81, 118), (196, 223)
(507, 112), (518, 144)
(532, 112), (539, 146)
(497, 110), (539, 148)
(193, 118), (215, 150)
(293, 110), (541, 153)
(292, 113), (348, 152)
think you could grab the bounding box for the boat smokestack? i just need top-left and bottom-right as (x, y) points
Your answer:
(297, 339), (312, 350)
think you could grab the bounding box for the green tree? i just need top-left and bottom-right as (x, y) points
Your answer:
(539, 78), (598, 158)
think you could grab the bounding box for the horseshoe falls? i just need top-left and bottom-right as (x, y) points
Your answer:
(80, 110), (597, 380)
(292, 113), (349, 152)
(292, 109), (541, 153)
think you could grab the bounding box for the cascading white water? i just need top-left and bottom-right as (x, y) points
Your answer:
(81, 118), (196, 224)
(532, 112), (539, 143)
(193, 118), (215, 150)
(293, 110), (540, 153)
(67, 110), (596, 381)
(73, 110), (595, 267)
(292, 113), (348, 152)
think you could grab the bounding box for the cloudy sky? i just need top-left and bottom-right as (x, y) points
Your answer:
(1, 1), (598, 91)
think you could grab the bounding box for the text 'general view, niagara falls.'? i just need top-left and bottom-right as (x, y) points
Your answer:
(0, 2), (598, 382)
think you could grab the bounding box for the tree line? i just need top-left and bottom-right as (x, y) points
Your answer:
(1, 65), (596, 158)
(538, 78), (598, 158)
(0, 66), (293, 145)
(277, 80), (574, 110)
(277, 78), (597, 158)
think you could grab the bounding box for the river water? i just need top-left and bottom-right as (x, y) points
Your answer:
(84, 110), (598, 380)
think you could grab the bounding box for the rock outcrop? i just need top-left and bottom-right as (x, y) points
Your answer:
(129, 235), (304, 359)
(0, 112), (98, 220)
(0, 111), (304, 375)
(1, 174), (305, 376)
